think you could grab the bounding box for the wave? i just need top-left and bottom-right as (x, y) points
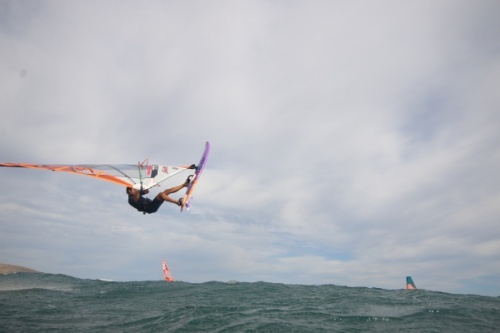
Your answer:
(2, 273), (500, 332)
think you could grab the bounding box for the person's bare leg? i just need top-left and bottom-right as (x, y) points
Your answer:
(157, 183), (187, 205)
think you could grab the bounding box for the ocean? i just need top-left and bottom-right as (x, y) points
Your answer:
(1, 273), (499, 332)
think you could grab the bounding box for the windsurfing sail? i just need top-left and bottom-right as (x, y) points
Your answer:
(162, 260), (174, 282)
(0, 162), (193, 190)
(406, 276), (417, 290)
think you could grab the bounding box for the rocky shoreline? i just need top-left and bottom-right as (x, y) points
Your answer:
(0, 263), (39, 274)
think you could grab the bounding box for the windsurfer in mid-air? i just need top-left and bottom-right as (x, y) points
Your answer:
(127, 175), (193, 214)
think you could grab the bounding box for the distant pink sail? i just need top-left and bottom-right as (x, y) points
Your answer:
(162, 260), (175, 282)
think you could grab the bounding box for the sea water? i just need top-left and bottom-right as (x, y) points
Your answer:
(1, 273), (499, 332)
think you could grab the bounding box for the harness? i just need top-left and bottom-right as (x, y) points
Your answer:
(128, 192), (151, 215)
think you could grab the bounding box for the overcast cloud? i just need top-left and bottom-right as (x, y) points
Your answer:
(1, 0), (499, 296)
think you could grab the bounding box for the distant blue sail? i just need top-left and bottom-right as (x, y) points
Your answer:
(406, 276), (417, 290)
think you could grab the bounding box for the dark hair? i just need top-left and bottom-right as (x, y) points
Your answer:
(126, 187), (132, 194)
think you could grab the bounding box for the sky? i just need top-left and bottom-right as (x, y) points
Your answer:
(1, 0), (499, 296)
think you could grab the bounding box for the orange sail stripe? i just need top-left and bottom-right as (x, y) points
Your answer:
(0, 163), (133, 187)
